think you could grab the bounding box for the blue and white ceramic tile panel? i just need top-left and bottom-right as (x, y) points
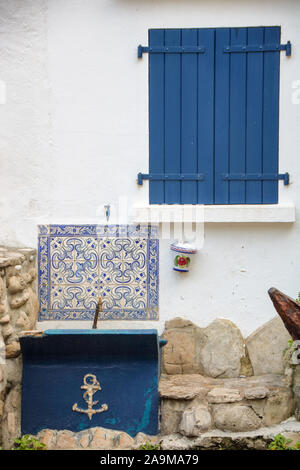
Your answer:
(38, 225), (159, 321)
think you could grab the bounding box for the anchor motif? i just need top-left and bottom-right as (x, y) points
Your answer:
(72, 373), (108, 420)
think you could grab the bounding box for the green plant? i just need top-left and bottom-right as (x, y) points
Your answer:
(282, 339), (297, 357)
(269, 434), (300, 450)
(11, 434), (46, 451)
(139, 441), (161, 450)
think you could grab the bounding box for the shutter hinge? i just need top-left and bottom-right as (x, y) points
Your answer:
(137, 45), (206, 59)
(222, 173), (290, 185)
(137, 173), (204, 185)
(223, 41), (291, 56)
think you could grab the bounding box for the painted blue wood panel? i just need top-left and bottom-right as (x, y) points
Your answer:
(214, 28), (230, 204)
(246, 27), (264, 203)
(262, 27), (280, 204)
(164, 29), (181, 204)
(148, 27), (281, 205)
(198, 28), (215, 204)
(181, 29), (198, 204)
(229, 27), (247, 203)
(149, 29), (165, 204)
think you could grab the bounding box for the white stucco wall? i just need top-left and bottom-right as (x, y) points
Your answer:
(1, 0), (300, 336)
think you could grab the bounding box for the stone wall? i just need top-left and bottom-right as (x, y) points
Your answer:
(161, 316), (291, 378)
(158, 316), (300, 445)
(0, 247), (38, 449)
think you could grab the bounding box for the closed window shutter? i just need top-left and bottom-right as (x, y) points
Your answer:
(142, 26), (289, 204)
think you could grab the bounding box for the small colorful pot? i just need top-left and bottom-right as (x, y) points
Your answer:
(171, 241), (197, 272)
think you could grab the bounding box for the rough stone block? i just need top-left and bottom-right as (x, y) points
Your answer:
(198, 319), (246, 378)
(5, 341), (21, 358)
(263, 389), (295, 426)
(56, 431), (78, 450)
(213, 404), (262, 432)
(246, 316), (291, 375)
(179, 406), (212, 436)
(207, 387), (242, 403)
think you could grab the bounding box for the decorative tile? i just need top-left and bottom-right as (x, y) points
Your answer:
(38, 225), (159, 321)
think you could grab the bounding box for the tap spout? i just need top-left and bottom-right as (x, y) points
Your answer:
(92, 297), (102, 329)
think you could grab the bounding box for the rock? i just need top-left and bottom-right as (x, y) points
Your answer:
(0, 315), (10, 324)
(38, 429), (57, 450)
(23, 287), (38, 329)
(113, 432), (134, 449)
(56, 431), (78, 450)
(160, 399), (187, 435)
(263, 389), (295, 426)
(165, 318), (194, 329)
(246, 316), (291, 375)
(179, 406), (212, 436)
(22, 272), (32, 285)
(207, 387), (242, 403)
(162, 318), (201, 374)
(0, 277), (4, 300)
(15, 310), (30, 330)
(213, 404), (262, 432)
(244, 386), (269, 400)
(7, 276), (26, 294)
(18, 330), (44, 337)
(160, 434), (193, 451)
(164, 364), (182, 374)
(6, 357), (22, 386)
(133, 432), (159, 449)
(28, 268), (37, 281)
(198, 319), (246, 378)
(240, 347), (254, 377)
(89, 428), (116, 449)
(0, 251), (25, 268)
(9, 290), (30, 309)
(2, 385), (21, 449)
(293, 364), (300, 421)
(2, 324), (13, 340)
(0, 304), (5, 314)
(5, 341), (21, 358)
(79, 432), (91, 449)
(159, 381), (205, 400)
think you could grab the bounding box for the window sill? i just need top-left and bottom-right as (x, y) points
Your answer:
(133, 203), (296, 223)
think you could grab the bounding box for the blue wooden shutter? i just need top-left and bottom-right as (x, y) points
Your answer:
(139, 26), (290, 204)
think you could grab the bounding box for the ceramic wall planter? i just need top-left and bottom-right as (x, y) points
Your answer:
(171, 241), (197, 272)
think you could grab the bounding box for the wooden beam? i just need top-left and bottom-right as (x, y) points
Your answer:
(268, 287), (300, 340)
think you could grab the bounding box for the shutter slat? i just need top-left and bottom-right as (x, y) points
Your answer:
(229, 28), (247, 204)
(215, 28), (230, 204)
(229, 27), (247, 203)
(149, 29), (165, 204)
(263, 27), (280, 203)
(246, 27), (264, 203)
(181, 29), (198, 204)
(198, 28), (215, 204)
(165, 29), (181, 204)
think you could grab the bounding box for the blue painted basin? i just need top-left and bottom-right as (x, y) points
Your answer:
(20, 329), (165, 437)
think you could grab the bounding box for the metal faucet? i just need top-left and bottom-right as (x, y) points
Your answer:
(92, 297), (103, 329)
